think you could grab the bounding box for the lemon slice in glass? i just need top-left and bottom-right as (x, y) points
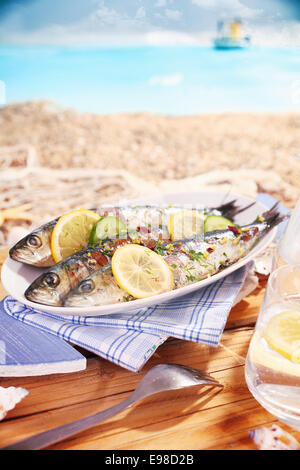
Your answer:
(51, 209), (100, 262)
(168, 210), (205, 241)
(111, 244), (174, 299)
(264, 310), (300, 363)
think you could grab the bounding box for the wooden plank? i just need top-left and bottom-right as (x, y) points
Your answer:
(0, 357), (294, 450)
(0, 335), (251, 449)
(0, 329), (251, 418)
(1, 327), (300, 450)
(0, 328), (250, 448)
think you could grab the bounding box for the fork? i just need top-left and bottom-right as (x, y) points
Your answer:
(3, 363), (223, 450)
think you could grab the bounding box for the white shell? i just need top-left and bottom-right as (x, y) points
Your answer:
(0, 386), (29, 420)
(254, 243), (276, 275)
(250, 424), (300, 450)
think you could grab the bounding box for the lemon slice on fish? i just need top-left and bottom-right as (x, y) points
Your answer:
(263, 310), (300, 363)
(111, 244), (174, 299)
(168, 210), (205, 241)
(51, 209), (101, 262)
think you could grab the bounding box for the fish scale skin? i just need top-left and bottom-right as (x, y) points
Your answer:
(63, 224), (264, 307)
(9, 201), (241, 267)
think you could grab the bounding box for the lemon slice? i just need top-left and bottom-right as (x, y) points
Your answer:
(51, 209), (101, 262)
(264, 310), (300, 363)
(111, 244), (174, 299)
(168, 210), (205, 241)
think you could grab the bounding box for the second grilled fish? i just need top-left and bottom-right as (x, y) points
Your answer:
(63, 204), (285, 308)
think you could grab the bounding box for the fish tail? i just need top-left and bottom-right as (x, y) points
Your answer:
(253, 203), (289, 238)
(215, 199), (255, 220)
(261, 202), (288, 229)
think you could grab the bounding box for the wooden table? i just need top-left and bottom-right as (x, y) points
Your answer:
(1, 247), (300, 450)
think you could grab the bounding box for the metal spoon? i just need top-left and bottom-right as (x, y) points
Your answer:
(3, 363), (223, 450)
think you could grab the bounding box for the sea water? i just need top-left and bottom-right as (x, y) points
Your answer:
(0, 45), (299, 114)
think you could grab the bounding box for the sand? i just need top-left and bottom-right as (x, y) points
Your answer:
(1, 101), (299, 184)
(0, 100), (299, 245)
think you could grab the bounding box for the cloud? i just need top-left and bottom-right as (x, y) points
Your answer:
(135, 6), (146, 19)
(92, 4), (119, 25)
(154, 0), (167, 7)
(148, 73), (183, 86)
(145, 30), (200, 46)
(191, 0), (262, 19)
(165, 9), (182, 21)
(90, 1), (147, 29)
(0, 0), (298, 46)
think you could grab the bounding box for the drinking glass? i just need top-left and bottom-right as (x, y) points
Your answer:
(245, 264), (300, 430)
(272, 198), (300, 269)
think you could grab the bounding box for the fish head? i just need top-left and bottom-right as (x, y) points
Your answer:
(24, 249), (103, 307)
(63, 277), (98, 307)
(64, 267), (125, 307)
(9, 222), (55, 267)
(24, 268), (70, 306)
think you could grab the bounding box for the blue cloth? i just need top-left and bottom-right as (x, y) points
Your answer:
(3, 264), (250, 372)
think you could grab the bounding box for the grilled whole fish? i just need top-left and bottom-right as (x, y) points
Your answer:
(24, 228), (167, 306)
(10, 200), (252, 267)
(63, 204), (285, 308)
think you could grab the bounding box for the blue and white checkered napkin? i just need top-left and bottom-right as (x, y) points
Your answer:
(3, 263), (251, 372)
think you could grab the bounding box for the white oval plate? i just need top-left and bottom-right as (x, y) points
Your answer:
(1, 191), (275, 316)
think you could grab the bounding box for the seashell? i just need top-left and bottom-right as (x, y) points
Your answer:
(249, 424), (300, 450)
(254, 243), (276, 275)
(0, 386), (29, 420)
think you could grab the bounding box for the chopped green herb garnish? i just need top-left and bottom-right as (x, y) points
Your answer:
(185, 266), (196, 281)
(155, 240), (167, 256)
(188, 250), (204, 261)
(186, 273), (196, 282)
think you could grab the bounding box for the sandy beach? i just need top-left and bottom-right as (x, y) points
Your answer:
(1, 101), (299, 182)
(0, 101), (299, 245)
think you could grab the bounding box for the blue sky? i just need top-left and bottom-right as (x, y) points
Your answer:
(0, 0), (300, 45)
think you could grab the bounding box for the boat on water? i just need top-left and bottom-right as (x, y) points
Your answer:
(213, 18), (251, 50)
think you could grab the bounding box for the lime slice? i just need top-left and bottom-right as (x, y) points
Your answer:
(89, 216), (127, 245)
(111, 244), (174, 298)
(203, 215), (234, 233)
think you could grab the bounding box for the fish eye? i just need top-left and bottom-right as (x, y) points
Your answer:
(78, 279), (95, 294)
(42, 273), (60, 288)
(27, 235), (42, 248)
